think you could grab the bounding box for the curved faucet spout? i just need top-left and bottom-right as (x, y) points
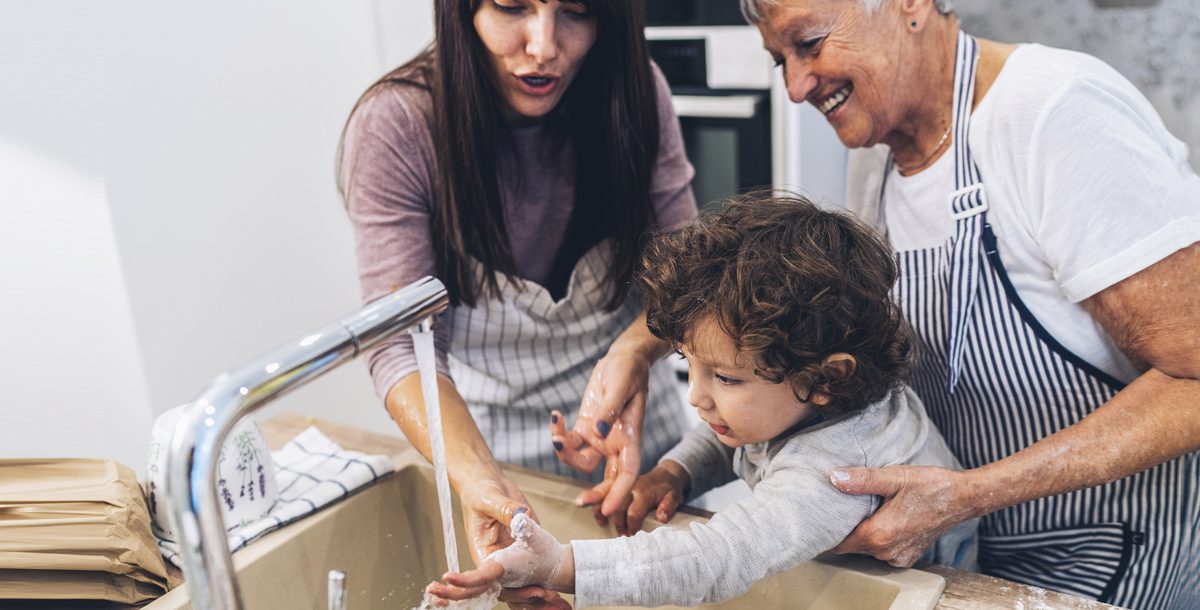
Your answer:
(164, 276), (448, 610)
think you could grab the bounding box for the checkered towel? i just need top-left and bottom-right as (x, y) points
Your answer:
(157, 426), (394, 568)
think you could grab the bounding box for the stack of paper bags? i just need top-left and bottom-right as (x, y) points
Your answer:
(0, 459), (170, 604)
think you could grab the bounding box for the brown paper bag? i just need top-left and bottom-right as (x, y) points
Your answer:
(0, 459), (169, 604)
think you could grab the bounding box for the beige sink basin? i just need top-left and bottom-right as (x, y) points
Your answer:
(146, 449), (945, 609)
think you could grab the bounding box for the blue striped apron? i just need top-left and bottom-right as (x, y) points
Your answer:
(884, 31), (1200, 609)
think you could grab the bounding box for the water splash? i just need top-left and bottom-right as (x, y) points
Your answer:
(413, 586), (500, 610)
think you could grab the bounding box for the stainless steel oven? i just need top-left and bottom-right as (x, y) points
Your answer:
(647, 25), (773, 210)
(646, 3), (848, 211)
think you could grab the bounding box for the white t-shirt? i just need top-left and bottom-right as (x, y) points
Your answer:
(846, 43), (1200, 383)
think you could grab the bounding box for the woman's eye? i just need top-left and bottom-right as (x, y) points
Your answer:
(494, 1), (523, 14)
(715, 373), (741, 386)
(562, 4), (591, 20)
(796, 37), (824, 55)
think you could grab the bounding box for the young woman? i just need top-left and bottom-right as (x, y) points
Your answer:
(338, 0), (696, 603)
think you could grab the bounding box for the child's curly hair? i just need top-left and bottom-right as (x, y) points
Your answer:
(639, 191), (911, 416)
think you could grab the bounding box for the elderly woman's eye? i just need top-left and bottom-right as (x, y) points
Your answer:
(797, 37), (825, 54)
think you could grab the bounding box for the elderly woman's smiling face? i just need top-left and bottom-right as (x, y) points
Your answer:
(758, 0), (916, 149)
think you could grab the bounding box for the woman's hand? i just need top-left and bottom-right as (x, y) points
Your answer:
(552, 348), (650, 518)
(457, 480), (571, 609)
(458, 477), (532, 562)
(828, 465), (976, 567)
(427, 512), (575, 608)
(553, 312), (673, 519)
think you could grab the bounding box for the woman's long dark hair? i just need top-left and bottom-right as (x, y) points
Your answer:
(339, 0), (659, 310)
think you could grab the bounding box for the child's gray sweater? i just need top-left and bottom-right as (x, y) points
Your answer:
(571, 387), (976, 608)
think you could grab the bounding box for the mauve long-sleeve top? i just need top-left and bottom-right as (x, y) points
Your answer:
(340, 63), (697, 400)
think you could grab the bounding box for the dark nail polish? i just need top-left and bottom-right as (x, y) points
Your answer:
(552, 440), (563, 451)
(597, 420), (611, 438)
(551, 413), (559, 424)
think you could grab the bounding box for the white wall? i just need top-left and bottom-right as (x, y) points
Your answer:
(958, 0), (1200, 170)
(0, 4), (154, 470)
(771, 52), (847, 208)
(0, 1), (435, 472)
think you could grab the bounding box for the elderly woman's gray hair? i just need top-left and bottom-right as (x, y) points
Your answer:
(741, 0), (954, 25)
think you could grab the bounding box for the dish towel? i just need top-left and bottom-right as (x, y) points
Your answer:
(157, 426), (394, 568)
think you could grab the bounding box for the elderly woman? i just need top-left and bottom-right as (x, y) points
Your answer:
(571, 0), (1199, 607)
(733, 0), (1200, 608)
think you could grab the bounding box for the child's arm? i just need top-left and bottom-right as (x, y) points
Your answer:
(571, 460), (873, 608)
(429, 463), (872, 608)
(657, 423), (736, 499)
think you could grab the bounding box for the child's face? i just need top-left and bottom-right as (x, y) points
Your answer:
(681, 317), (817, 448)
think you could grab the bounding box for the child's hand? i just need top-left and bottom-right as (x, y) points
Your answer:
(614, 460), (689, 536)
(426, 512), (575, 604)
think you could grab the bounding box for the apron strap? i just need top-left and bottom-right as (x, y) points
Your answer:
(943, 31), (985, 393)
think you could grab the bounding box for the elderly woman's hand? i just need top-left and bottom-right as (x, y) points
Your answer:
(827, 465), (977, 567)
(551, 346), (649, 519)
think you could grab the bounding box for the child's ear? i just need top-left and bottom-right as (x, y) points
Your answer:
(820, 353), (857, 381)
(808, 353), (857, 406)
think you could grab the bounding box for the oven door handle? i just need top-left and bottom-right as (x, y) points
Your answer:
(670, 94), (763, 119)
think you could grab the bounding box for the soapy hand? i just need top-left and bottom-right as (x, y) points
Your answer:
(552, 349), (649, 519)
(459, 478), (532, 562)
(427, 512), (575, 605)
(458, 481), (571, 609)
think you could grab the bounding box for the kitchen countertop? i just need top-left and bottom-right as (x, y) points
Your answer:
(262, 412), (1119, 610)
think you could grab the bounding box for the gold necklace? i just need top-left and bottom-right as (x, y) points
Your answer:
(895, 123), (952, 174)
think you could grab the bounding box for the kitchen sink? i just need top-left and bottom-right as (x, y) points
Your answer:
(144, 449), (945, 609)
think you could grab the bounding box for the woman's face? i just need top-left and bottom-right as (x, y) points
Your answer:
(757, 0), (915, 149)
(474, 0), (598, 122)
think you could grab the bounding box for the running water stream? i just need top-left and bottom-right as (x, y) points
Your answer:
(412, 327), (500, 609)
(412, 326), (458, 574)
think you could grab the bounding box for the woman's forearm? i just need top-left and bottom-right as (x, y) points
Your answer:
(611, 311), (673, 362)
(386, 372), (506, 492)
(960, 368), (1200, 518)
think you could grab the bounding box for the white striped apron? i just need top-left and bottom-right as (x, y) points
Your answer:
(445, 240), (684, 481)
(884, 32), (1200, 609)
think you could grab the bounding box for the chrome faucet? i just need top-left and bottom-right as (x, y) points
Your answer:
(164, 276), (448, 610)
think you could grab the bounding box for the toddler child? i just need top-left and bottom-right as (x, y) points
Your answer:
(427, 193), (977, 608)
